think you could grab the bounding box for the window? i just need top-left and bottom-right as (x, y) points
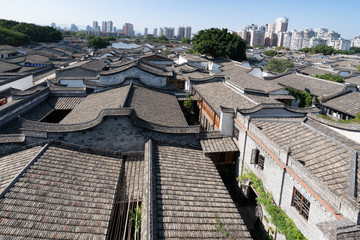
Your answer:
(292, 187), (310, 220)
(250, 149), (265, 170)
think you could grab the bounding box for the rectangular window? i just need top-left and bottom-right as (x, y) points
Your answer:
(292, 187), (310, 220)
(250, 149), (265, 170)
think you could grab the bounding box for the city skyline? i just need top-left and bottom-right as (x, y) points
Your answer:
(0, 0), (359, 39)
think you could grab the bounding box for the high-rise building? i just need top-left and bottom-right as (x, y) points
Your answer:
(178, 26), (185, 40)
(351, 36), (360, 47)
(144, 28), (148, 36)
(107, 21), (113, 32)
(153, 28), (158, 37)
(164, 27), (175, 39)
(185, 26), (192, 39)
(93, 21), (98, 32)
(290, 30), (304, 50)
(51, 22), (56, 28)
(102, 21), (107, 32)
(275, 17), (288, 32)
(266, 23), (276, 33)
(123, 23), (134, 37)
(70, 24), (78, 32)
(237, 30), (251, 44)
(159, 28), (164, 37)
(283, 32), (292, 48)
(249, 30), (265, 47)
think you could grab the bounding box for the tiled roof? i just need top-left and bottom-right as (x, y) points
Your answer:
(48, 97), (84, 110)
(125, 85), (188, 127)
(193, 81), (257, 115)
(148, 141), (251, 239)
(321, 92), (360, 117)
(201, 137), (239, 153)
(219, 60), (284, 93)
(297, 66), (337, 76)
(102, 59), (172, 77)
(60, 85), (131, 124)
(0, 146), (43, 194)
(345, 75), (360, 85)
(272, 73), (346, 97)
(25, 54), (50, 64)
(0, 143), (123, 239)
(0, 60), (21, 73)
(252, 119), (352, 199)
(80, 60), (107, 71)
(120, 154), (144, 202)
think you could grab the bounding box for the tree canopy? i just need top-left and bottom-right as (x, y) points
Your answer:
(0, 19), (62, 45)
(88, 37), (110, 49)
(350, 47), (360, 54)
(299, 45), (335, 55)
(263, 50), (277, 57)
(0, 28), (30, 46)
(357, 65), (360, 72)
(145, 35), (169, 44)
(192, 28), (246, 60)
(265, 58), (294, 73)
(181, 38), (191, 44)
(314, 73), (344, 83)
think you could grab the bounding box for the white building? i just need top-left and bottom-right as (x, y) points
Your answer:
(351, 36), (360, 47)
(275, 17), (288, 32)
(185, 26), (192, 39)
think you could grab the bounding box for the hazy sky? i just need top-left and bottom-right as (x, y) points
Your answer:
(1, 0), (359, 39)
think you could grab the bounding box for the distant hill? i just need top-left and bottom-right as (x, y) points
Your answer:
(0, 19), (62, 46)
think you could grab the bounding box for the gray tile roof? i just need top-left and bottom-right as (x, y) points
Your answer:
(193, 81), (257, 115)
(345, 76), (360, 85)
(80, 60), (107, 71)
(0, 60), (21, 73)
(151, 142), (251, 239)
(252, 119), (352, 199)
(24, 54), (50, 64)
(0, 143), (123, 239)
(48, 97), (85, 110)
(61, 85), (131, 124)
(0, 146), (43, 194)
(120, 154), (144, 202)
(321, 92), (360, 117)
(219, 60), (284, 93)
(298, 66), (338, 76)
(273, 73), (346, 97)
(102, 59), (172, 77)
(338, 228), (360, 240)
(125, 85), (188, 127)
(201, 137), (239, 153)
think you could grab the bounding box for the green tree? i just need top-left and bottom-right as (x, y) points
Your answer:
(0, 19), (18, 29)
(76, 31), (86, 39)
(192, 28), (246, 60)
(157, 35), (169, 43)
(357, 65), (360, 72)
(314, 73), (344, 83)
(88, 37), (110, 49)
(86, 34), (95, 40)
(181, 38), (191, 44)
(299, 47), (311, 53)
(0, 28), (30, 46)
(350, 47), (360, 54)
(11, 23), (62, 42)
(265, 58), (294, 73)
(263, 50), (277, 57)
